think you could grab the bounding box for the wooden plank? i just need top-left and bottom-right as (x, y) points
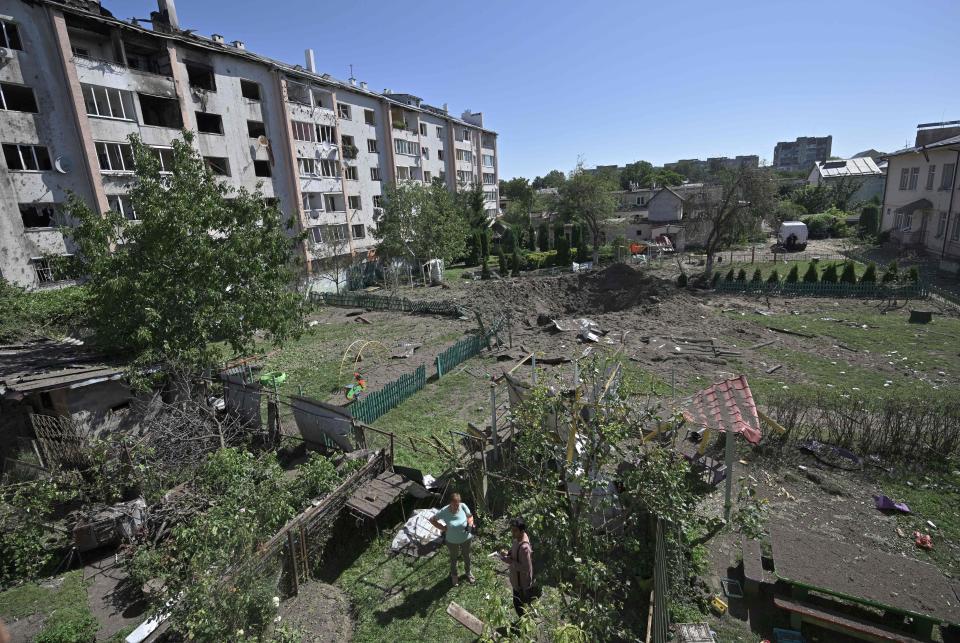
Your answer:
(446, 601), (485, 636)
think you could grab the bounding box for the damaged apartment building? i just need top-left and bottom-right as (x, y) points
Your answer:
(0, 0), (500, 291)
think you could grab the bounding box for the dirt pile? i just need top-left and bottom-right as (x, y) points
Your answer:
(446, 264), (669, 318)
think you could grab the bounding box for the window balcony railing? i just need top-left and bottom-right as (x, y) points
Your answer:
(73, 53), (174, 81)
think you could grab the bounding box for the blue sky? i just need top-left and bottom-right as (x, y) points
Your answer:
(132, 0), (959, 179)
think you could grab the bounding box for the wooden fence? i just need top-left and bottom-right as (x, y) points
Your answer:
(714, 279), (928, 299)
(30, 414), (89, 469)
(350, 365), (427, 425)
(313, 291), (465, 318)
(435, 333), (489, 378)
(649, 516), (670, 643)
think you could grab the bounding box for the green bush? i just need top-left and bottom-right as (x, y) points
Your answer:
(907, 266), (920, 283)
(861, 262), (877, 283)
(802, 263), (819, 283)
(736, 268), (747, 281)
(767, 269), (781, 284)
(555, 237), (571, 267)
(497, 246), (508, 275)
(511, 247), (522, 277)
(820, 263), (839, 283)
(537, 224), (549, 251)
(677, 273), (688, 287)
(882, 260), (899, 284)
(576, 238), (589, 263)
(860, 204), (880, 236)
(786, 265), (800, 283)
(840, 262), (857, 284)
(711, 272), (721, 287)
(0, 281), (90, 343)
(801, 207), (850, 239)
(725, 268), (735, 281)
(526, 250), (557, 269)
(751, 268), (763, 283)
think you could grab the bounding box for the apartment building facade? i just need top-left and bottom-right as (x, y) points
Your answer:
(0, 0), (499, 290)
(773, 136), (832, 172)
(880, 122), (960, 273)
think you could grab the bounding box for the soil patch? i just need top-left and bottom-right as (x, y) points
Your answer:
(278, 581), (353, 642)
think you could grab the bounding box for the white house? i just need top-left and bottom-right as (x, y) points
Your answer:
(807, 157), (885, 205)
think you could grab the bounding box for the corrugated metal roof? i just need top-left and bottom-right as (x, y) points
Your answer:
(0, 340), (125, 395)
(813, 157), (882, 178)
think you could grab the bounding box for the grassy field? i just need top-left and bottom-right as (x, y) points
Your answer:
(372, 357), (500, 474)
(0, 570), (101, 640)
(333, 530), (512, 643)
(884, 468), (960, 577)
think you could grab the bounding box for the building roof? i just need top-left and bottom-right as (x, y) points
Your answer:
(648, 185), (686, 205)
(885, 134), (960, 159)
(51, 0), (497, 135)
(811, 157), (883, 179)
(0, 339), (125, 397)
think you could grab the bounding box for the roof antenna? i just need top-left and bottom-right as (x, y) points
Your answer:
(348, 64), (357, 86)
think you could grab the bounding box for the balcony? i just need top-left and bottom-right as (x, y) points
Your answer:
(74, 54), (176, 95)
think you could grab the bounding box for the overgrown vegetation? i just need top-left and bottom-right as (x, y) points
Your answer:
(0, 279), (89, 343)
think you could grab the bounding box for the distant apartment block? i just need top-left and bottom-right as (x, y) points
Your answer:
(0, 0), (499, 291)
(880, 121), (960, 273)
(773, 136), (832, 172)
(664, 155), (759, 174)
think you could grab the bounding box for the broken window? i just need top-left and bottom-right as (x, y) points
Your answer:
(33, 257), (55, 283)
(247, 120), (266, 138)
(343, 165), (358, 180)
(108, 195), (138, 220)
(1, 20), (24, 50)
(348, 195), (361, 210)
(292, 120), (315, 142)
(424, 171), (431, 183)
(337, 103), (351, 120)
(95, 142), (134, 172)
(319, 159), (337, 177)
(3, 144), (52, 171)
(317, 125), (335, 144)
(185, 62), (216, 91)
(324, 195), (339, 211)
(195, 111), (223, 134)
(240, 79), (260, 100)
(0, 82), (38, 113)
(437, 149), (444, 161)
(138, 93), (182, 128)
(352, 224), (365, 239)
(372, 195), (383, 208)
(370, 167), (381, 181)
(297, 157), (316, 176)
(151, 146), (174, 173)
(341, 135), (356, 158)
(19, 203), (56, 228)
(204, 156), (230, 176)
(397, 166), (411, 180)
(419, 123), (427, 136)
(364, 109), (375, 125)
(286, 80), (311, 105)
(82, 84), (133, 120)
(253, 160), (271, 177)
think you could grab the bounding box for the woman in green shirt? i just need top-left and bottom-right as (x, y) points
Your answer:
(430, 492), (475, 586)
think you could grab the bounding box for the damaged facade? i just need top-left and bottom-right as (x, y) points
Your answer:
(0, 0), (500, 291)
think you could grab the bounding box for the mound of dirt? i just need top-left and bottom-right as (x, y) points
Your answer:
(278, 581), (352, 642)
(446, 264), (669, 318)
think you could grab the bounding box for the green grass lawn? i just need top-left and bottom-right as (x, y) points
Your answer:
(373, 358), (499, 474)
(883, 468), (960, 577)
(0, 570), (98, 640)
(334, 531), (511, 643)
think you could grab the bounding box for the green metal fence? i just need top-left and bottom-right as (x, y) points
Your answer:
(435, 333), (489, 378)
(714, 279), (928, 299)
(313, 291), (464, 317)
(350, 365), (427, 424)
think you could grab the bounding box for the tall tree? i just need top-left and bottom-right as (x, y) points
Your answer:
(651, 168), (685, 187)
(686, 166), (777, 277)
(67, 132), (302, 372)
(499, 177), (535, 212)
(376, 181), (468, 267)
(619, 160), (654, 190)
(532, 169), (567, 190)
(558, 162), (617, 264)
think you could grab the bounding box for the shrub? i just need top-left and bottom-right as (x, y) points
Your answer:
(511, 247), (522, 277)
(497, 246), (508, 275)
(907, 266), (920, 283)
(537, 224), (549, 251)
(786, 265), (800, 283)
(802, 263), (819, 283)
(677, 273), (688, 288)
(767, 269), (781, 284)
(861, 262), (877, 283)
(576, 238), (590, 263)
(882, 260), (898, 283)
(555, 237), (571, 267)
(711, 272), (721, 287)
(526, 250), (556, 269)
(860, 204), (880, 236)
(877, 230), (891, 243)
(820, 263), (839, 284)
(725, 268), (735, 281)
(750, 268), (762, 283)
(736, 268), (747, 281)
(840, 262), (857, 284)
(35, 606), (99, 643)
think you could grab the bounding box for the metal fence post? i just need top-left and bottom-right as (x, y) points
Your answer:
(490, 383), (498, 447)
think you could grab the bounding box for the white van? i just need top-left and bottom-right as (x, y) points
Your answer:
(778, 221), (808, 251)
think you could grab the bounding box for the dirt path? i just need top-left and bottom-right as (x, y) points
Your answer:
(278, 581), (353, 642)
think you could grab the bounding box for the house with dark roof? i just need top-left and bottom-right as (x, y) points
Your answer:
(880, 121), (960, 272)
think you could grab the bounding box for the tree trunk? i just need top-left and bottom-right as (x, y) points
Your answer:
(705, 252), (715, 278)
(591, 229), (600, 266)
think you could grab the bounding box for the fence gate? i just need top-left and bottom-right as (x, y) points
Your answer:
(30, 414), (89, 469)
